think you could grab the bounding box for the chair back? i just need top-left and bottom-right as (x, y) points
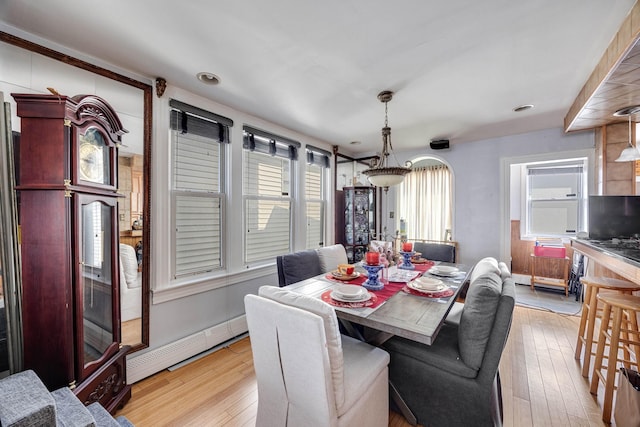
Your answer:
(413, 241), (456, 263)
(461, 274), (516, 385)
(317, 244), (348, 273)
(245, 292), (342, 426)
(276, 249), (323, 287)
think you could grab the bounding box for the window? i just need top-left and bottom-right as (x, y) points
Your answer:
(305, 146), (330, 249)
(396, 160), (452, 241)
(170, 100), (232, 278)
(243, 126), (299, 263)
(524, 158), (587, 237)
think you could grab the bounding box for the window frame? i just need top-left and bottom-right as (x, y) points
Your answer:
(169, 102), (230, 279)
(522, 157), (588, 239)
(242, 126), (300, 265)
(305, 162), (327, 249)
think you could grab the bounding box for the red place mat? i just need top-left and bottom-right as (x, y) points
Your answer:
(325, 272), (367, 285)
(402, 284), (454, 298)
(321, 290), (379, 308)
(412, 261), (435, 272)
(321, 279), (406, 309)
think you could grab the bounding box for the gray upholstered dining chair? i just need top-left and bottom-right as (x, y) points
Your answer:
(413, 241), (456, 263)
(276, 249), (323, 287)
(383, 271), (516, 427)
(244, 285), (390, 427)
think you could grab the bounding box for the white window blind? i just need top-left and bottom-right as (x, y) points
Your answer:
(525, 159), (586, 237)
(243, 126), (299, 263)
(305, 150), (328, 249)
(171, 101), (230, 278)
(243, 151), (292, 262)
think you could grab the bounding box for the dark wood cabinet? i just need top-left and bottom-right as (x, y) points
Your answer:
(13, 93), (131, 413)
(343, 186), (376, 263)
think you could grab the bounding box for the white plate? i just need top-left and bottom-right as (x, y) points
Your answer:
(330, 290), (371, 303)
(331, 271), (361, 281)
(408, 281), (448, 294)
(429, 266), (459, 277)
(333, 284), (367, 299)
(412, 277), (444, 291)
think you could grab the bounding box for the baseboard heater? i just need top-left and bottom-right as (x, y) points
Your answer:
(126, 314), (248, 384)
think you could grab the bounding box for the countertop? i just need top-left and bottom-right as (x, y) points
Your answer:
(573, 239), (640, 268)
(571, 238), (640, 283)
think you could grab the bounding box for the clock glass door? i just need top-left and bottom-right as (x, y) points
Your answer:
(79, 128), (111, 186)
(78, 195), (118, 375)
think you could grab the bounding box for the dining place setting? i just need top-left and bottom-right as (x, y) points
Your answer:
(320, 242), (467, 312)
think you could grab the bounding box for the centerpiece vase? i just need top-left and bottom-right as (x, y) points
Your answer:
(362, 264), (384, 291)
(398, 251), (415, 270)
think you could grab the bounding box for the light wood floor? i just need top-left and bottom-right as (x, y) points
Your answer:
(116, 306), (614, 426)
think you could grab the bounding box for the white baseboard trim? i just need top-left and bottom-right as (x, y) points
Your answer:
(513, 273), (531, 285)
(126, 314), (248, 384)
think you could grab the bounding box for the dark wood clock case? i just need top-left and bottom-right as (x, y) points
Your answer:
(13, 93), (131, 413)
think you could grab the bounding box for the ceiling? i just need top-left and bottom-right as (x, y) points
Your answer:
(0, 0), (636, 154)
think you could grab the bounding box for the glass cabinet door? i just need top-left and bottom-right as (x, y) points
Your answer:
(77, 195), (119, 376)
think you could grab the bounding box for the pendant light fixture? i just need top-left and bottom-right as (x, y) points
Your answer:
(362, 91), (412, 191)
(614, 105), (640, 162)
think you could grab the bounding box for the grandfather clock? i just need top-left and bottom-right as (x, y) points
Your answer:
(13, 93), (131, 413)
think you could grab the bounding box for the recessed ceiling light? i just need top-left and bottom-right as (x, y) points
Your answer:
(350, 141), (361, 145)
(197, 72), (220, 85)
(513, 104), (534, 112)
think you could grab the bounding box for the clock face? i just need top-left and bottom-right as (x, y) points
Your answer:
(79, 129), (109, 184)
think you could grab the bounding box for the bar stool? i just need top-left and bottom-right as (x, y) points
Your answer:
(574, 276), (640, 377)
(589, 293), (640, 423)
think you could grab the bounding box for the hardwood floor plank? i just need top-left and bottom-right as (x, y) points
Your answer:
(117, 306), (616, 427)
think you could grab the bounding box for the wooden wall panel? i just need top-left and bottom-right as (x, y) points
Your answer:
(510, 220), (574, 278)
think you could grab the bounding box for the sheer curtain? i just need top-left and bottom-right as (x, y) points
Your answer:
(397, 164), (452, 240)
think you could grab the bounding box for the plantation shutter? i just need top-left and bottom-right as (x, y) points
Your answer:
(243, 126), (299, 263)
(171, 100), (230, 277)
(305, 163), (324, 249)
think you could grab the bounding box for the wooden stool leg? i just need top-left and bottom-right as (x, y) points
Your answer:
(590, 302), (612, 395)
(630, 309), (640, 373)
(575, 283), (593, 360)
(582, 286), (600, 377)
(602, 306), (623, 423)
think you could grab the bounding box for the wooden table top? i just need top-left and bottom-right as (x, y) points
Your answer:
(286, 263), (470, 346)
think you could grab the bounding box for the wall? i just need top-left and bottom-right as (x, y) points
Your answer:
(0, 35), (335, 374)
(381, 127), (596, 267)
(0, 28), (599, 381)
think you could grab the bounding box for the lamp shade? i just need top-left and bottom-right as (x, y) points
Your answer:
(363, 166), (410, 187)
(615, 145), (640, 162)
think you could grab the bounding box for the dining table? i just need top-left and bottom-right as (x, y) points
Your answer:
(286, 259), (471, 426)
(286, 260), (470, 346)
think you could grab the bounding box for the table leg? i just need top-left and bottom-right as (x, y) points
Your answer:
(390, 381), (417, 426)
(338, 318), (365, 341)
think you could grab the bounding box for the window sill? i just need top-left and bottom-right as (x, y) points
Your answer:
(151, 263), (276, 304)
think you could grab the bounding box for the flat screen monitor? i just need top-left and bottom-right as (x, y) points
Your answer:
(588, 195), (640, 240)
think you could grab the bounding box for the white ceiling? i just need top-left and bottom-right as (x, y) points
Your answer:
(0, 0), (636, 153)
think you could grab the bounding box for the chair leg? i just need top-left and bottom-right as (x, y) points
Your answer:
(581, 286), (600, 377)
(602, 307), (623, 423)
(491, 371), (504, 427)
(575, 283), (592, 361)
(590, 302), (612, 395)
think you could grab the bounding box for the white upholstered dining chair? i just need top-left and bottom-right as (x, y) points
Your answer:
(244, 285), (389, 427)
(317, 244), (349, 273)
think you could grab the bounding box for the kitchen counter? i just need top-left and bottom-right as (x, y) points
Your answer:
(571, 238), (640, 283)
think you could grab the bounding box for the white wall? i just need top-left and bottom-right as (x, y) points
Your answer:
(380, 127), (595, 266)
(0, 37), (335, 358)
(1, 31), (598, 379)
